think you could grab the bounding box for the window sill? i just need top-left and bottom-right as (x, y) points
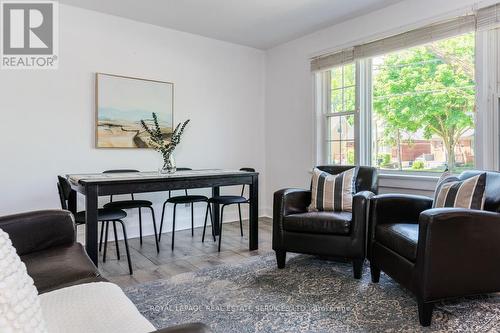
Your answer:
(379, 173), (438, 192)
(379, 173), (440, 182)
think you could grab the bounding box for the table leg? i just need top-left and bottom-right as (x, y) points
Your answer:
(212, 186), (220, 235)
(249, 175), (259, 251)
(85, 185), (99, 266)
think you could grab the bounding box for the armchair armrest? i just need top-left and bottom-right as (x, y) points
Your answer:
(273, 188), (311, 250)
(152, 323), (211, 333)
(273, 188), (311, 217)
(350, 191), (375, 257)
(416, 208), (500, 301)
(0, 210), (75, 255)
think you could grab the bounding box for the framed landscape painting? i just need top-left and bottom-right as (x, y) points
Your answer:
(95, 73), (174, 148)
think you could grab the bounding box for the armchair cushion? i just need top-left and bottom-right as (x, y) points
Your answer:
(22, 243), (101, 294)
(376, 223), (418, 261)
(309, 167), (356, 212)
(283, 211), (351, 235)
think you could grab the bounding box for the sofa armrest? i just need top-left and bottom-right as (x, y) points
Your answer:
(0, 210), (75, 255)
(152, 323), (211, 333)
(416, 208), (500, 301)
(272, 188), (311, 250)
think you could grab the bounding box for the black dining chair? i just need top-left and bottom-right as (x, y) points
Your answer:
(202, 168), (255, 252)
(57, 176), (133, 274)
(159, 168), (211, 250)
(102, 169), (159, 253)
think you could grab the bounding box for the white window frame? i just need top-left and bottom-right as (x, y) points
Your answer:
(318, 63), (359, 165)
(314, 29), (500, 176)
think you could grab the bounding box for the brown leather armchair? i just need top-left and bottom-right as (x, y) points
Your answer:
(273, 165), (378, 279)
(369, 170), (500, 326)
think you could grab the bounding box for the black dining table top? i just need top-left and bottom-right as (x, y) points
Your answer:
(67, 169), (258, 185)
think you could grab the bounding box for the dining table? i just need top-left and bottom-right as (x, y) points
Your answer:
(64, 169), (259, 266)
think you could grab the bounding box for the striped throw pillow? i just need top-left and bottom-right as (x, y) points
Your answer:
(433, 172), (486, 209)
(309, 167), (356, 212)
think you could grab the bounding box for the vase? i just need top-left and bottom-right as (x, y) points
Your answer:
(159, 153), (176, 174)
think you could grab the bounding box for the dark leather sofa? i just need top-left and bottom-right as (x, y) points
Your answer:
(369, 170), (500, 326)
(273, 165), (378, 278)
(0, 209), (210, 333)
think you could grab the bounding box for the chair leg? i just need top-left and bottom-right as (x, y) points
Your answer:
(159, 201), (168, 242)
(218, 205), (225, 252)
(99, 222), (105, 252)
(103, 221), (110, 263)
(370, 262), (381, 283)
(353, 259), (364, 279)
(202, 203), (209, 242)
(138, 207), (143, 245)
(171, 204), (177, 251)
(238, 203), (243, 237)
(208, 204), (216, 241)
(275, 250), (286, 269)
(112, 221), (120, 260)
(418, 300), (434, 327)
(116, 220), (133, 275)
(191, 204), (194, 237)
(148, 206), (159, 253)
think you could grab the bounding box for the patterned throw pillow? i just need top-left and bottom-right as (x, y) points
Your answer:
(0, 228), (48, 333)
(433, 172), (486, 209)
(309, 167), (356, 212)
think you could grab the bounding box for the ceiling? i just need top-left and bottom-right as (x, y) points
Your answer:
(58, 0), (404, 49)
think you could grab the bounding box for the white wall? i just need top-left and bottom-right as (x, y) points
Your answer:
(0, 5), (266, 238)
(264, 0), (493, 208)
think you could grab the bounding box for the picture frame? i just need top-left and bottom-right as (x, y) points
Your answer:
(95, 73), (174, 148)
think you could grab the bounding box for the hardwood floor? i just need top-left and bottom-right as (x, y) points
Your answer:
(98, 217), (273, 288)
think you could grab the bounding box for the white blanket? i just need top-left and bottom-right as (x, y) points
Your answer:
(40, 282), (155, 333)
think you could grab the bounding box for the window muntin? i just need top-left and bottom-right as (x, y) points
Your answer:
(327, 114), (355, 165)
(330, 64), (356, 113)
(326, 64), (356, 165)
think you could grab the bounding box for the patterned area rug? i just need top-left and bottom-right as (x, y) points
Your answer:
(124, 253), (500, 332)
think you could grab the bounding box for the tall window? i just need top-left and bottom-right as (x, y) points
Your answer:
(326, 64), (356, 165)
(372, 33), (475, 172)
(320, 32), (476, 173)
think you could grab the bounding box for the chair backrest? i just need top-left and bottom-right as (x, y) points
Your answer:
(459, 170), (500, 213)
(103, 169), (140, 173)
(103, 169), (140, 200)
(168, 168), (192, 197)
(57, 176), (72, 210)
(316, 165), (379, 194)
(239, 168), (255, 197)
